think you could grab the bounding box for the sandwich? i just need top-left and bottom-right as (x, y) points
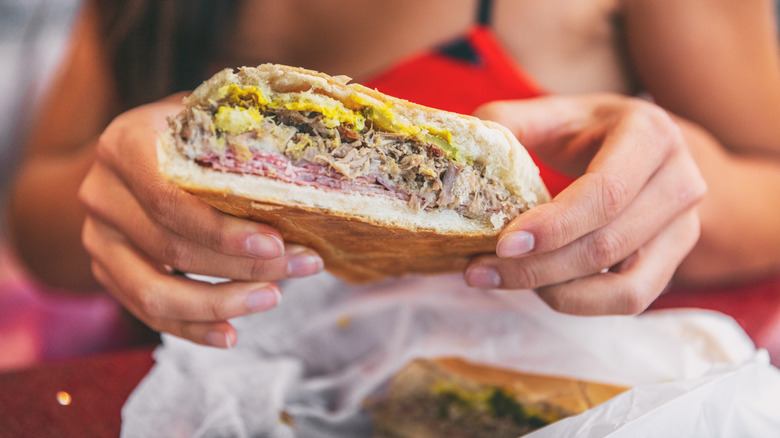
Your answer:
(364, 357), (628, 438)
(158, 64), (550, 282)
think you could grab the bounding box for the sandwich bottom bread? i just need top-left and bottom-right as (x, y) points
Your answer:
(364, 357), (628, 438)
(159, 64), (550, 282)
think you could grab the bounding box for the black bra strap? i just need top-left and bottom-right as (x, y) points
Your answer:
(477, 0), (493, 26)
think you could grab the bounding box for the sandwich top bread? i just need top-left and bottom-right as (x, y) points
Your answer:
(159, 64), (550, 282)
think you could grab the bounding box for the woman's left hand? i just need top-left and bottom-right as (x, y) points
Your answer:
(465, 94), (706, 315)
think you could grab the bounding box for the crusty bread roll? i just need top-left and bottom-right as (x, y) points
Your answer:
(158, 64), (549, 282)
(365, 357), (628, 438)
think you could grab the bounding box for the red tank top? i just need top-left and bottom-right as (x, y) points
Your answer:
(363, 25), (780, 362)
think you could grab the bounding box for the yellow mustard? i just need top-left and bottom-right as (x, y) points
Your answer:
(214, 84), (462, 161)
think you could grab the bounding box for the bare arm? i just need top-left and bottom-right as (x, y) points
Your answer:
(625, 0), (780, 156)
(7, 2), (119, 290)
(674, 116), (780, 284)
(624, 0), (780, 284)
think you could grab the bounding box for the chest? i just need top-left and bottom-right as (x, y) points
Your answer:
(224, 0), (631, 95)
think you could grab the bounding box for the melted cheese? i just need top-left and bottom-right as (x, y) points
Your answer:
(217, 84), (268, 107)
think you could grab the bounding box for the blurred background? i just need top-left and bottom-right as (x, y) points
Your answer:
(0, 0), (136, 371)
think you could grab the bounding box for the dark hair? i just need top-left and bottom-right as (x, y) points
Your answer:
(94, 0), (241, 108)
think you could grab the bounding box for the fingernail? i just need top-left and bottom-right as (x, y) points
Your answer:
(287, 249), (324, 278)
(204, 330), (233, 349)
(246, 286), (281, 311)
(497, 231), (535, 258)
(246, 234), (284, 258)
(466, 265), (502, 288)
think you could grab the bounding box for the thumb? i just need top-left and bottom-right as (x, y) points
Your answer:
(473, 97), (573, 149)
(475, 95), (621, 177)
(473, 95), (611, 154)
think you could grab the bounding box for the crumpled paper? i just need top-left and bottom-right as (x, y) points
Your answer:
(121, 273), (780, 437)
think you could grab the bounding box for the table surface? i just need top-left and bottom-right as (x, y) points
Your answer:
(0, 346), (156, 437)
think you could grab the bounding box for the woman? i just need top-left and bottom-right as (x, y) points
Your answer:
(8, 0), (780, 349)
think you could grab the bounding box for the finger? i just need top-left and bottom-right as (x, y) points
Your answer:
(476, 95), (669, 163)
(467, 147), (705, 289)
(496, 101), (685, 256)
(83, 216), (283, 326)
(93, 102), (286, 259)
(80, 159), (286, 261)
(475, 96), (597, 154)
(90, 259), (238, 348)
(475, 95), (618, 175)
(534, 209), (701, 316)
(81, 162), (322, 280)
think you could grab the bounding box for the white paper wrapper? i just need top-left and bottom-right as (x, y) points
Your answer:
(121, 273), (780, 437)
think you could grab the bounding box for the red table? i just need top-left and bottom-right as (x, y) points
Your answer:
(0, 346), (156, 437)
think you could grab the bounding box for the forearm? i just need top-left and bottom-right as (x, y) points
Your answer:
(674, 118), (780, 285)
(7, 144), (101, 291)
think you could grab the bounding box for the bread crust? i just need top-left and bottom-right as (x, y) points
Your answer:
(182, 186), (497, 283)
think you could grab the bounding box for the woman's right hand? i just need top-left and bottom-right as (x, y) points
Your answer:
(78, 98), (324, 348)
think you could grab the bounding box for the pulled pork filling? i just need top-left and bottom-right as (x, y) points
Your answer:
(169, 96), (524, 223)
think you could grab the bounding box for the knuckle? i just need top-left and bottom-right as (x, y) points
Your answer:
(144, 175), (189, 229)
(202, 298), (228, 321)
(176, 323), (213, 345)
(161, 239), (196, 271)
(505, 262), (542, 289)
(615, 286), (652, 315)
(77, 168), (111, 219)
(146, 184), (177, 222)
(589, 229), (627, 269)
(77, 177), (95, 212)
(89, 260), (109, 286)
(674, 210), (702, 253)
(676, 184), (705, 213)
(627, 101), (684, 152)
(595, 172), (629, 221)
(249, 259), (270, 281)
(677, 170), (708, 210)
(203, 222), (230, 253)
(137, 283), (166, 319)
(473, 101), (507, 121)
(537, 288), (569, 313)
(174, 324), (197, 342)
(692, 175), (708, 200)
(624, 98), (667, 125)
(94, 130), (112, 158)
(80, 219), (98, 256)
(685, 210), (702, 241)
(538, 285), (595, 315)
(95, 124), (123, 164)
(539, 203), (576, 250)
